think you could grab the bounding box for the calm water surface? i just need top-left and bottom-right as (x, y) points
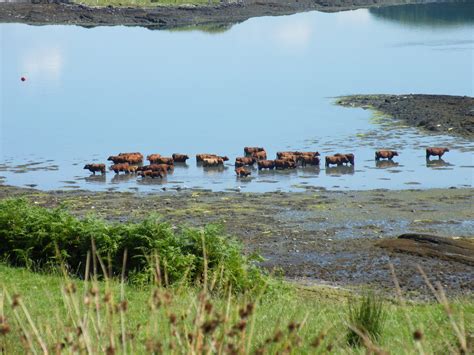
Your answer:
(1, 2), (473, 192)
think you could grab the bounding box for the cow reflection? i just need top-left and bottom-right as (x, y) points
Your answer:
(111, 174), (136, 184)
(426, 158), (452, 168)
(376, 160), (399, 169)
(325, 165), (355, 175)
(85, 174), (106, 184)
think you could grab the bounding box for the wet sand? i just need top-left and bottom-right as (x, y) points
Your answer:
(337, 94), (474, 139)
(1, 184), (472, 298)
(0, 0), (455, 29)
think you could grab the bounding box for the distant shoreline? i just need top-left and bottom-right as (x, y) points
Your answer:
(0, 0), (463, 30)
(337, 94), (474, 139)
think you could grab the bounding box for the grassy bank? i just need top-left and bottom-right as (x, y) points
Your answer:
(0, 198), (472, 353)
(0, 264), (472, 353)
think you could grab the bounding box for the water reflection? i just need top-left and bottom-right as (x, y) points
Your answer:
(137, 176), (167, 185)
(426, 158), (453, 168)
(325, 166), (355, 176)
(84, 174), (106, 184)
(111, 174), (136, 184)
(168, 23), (234, 34)
(369, 2), (474, 28)
(376, 160), (399, 169)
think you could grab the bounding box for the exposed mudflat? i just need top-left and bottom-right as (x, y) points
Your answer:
(1, 185), (472, 299)
(0, 0), (456, 29)
(337, 94), (474, 138)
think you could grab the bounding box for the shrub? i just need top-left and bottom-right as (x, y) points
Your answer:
(0, 198), (268, 293)
(347, 292), (387, 347)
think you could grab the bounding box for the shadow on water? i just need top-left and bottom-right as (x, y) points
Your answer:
(325, 165), (355, 176)
(426, 158), (453, 168)
(111, 173), (137, 184)
(369, 2), (474, 28)
(376, 160), (399, 169)
(84, 174), (106, 184)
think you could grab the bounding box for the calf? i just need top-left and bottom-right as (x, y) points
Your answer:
(172, 154), (189, 163)
(235, 157), (256, 167)
(139, 170), (164, 179)
(257, 160), (275, 170)
(375, 150), (398, 160)
(426, 147), (449, 159)
(110, 163), (130, 174)
(83, 164), (106, 175)
(127, 165), (139, 174)
(202, 158), (224, 167)
(275, 159), (297, 169)
(138, 164), (171, 175)
(244, 147), (265, 156)
(235, 167), (251, 177)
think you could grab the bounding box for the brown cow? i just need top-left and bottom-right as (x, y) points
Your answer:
(257, 160), (275, 170)
(297, 155), (320, 166)
(172, 154), (189, 163)
(277, 151), (320, 158)
(244, 147), (265, 156)
(251, 150), (267, 160)
(325, 155), (347, 167)
(110, 163), (130, 174)
(375, 150), (399, 160)
(83, 164), (106, 175)
(235, 167), (251, 177)
(149, 156), (174, 165)
(107, 155), (128, 164)
(108, 154), (142, 164)
(334, 153), (355, 165)
(196, 154), (229, 163)
(235, 157), (256, 167)
(276, 153), (298, 163)
(147, 154), (161, 162)
(202, 158), (224, 167)
(275, 159), (297, 169)
(277, 151), (298, 159)
(119, 152), (143, 160)
(426, 147), (449, 159)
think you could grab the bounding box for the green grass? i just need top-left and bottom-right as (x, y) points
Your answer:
(74, 0), (219, 8)
(0, 198), (472, 353)
(0, 264), (472, 353)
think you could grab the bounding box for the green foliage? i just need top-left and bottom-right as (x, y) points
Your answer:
(0, 198), (268, 293)
(347, 292), (387, 347)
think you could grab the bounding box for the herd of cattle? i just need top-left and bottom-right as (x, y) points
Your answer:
(83, 147), (450, 179)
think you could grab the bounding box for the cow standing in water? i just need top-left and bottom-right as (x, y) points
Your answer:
(426, 147), (449, 159)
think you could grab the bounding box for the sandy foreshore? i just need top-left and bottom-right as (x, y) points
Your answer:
(1, 184), (472, 298)
(337, 94), (474, 139)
